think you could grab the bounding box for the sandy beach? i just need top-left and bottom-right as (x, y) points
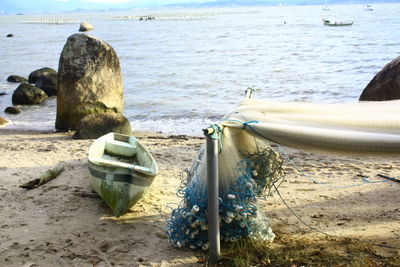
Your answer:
(0, 128), (399, 266)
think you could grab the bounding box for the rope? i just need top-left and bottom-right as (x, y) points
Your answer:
(203, 124), (222, 140)
(273, 184), (335, 237)
(203, 124), (223, 153)
(273, 184), (399, 249)
(243, 120), (260, 129)
(275, 145), (388, 189)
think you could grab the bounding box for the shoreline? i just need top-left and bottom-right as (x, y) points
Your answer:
(0, 129), (399, 266)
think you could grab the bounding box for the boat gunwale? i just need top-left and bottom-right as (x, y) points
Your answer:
(88, 132), (159, 176)
(322, 19), (353, 26)
(88, 163), (155, 187)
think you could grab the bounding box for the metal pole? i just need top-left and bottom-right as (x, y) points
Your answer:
(203, 126), (220, 265)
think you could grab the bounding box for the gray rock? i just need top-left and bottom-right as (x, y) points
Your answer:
(73, 113), (132, 139)
(28, 67), (57, 84)
(79, 21), (94, 32)
(12, 82), (48, 105)
(4, 106), (21, 114)
(359, 56), (400, 101)
(35, 73), (57, 96)
(0, 117), (8, 127)
(7, 75), (27, 83)
(56, 33), (123, 131)
(6, 34), (14, 37)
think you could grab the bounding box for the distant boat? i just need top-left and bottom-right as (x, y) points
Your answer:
(322, 6), (330, 11)
(88, 132), (158, 217)
(364, 4), (374, 11)
(322, 19), (353, 26)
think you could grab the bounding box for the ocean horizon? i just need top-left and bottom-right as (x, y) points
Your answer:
(1, 3), (399, 135)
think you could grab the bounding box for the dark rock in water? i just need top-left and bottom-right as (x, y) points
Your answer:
(73, 113), (132, 139)
(0, 117), (8, 127)
(35, 73), (57, 96)
(12, 82), (48, 105)
(359, 56), (400, 101)
(4, 106), (21, 114)
(6, 34), (14, 37)
(0, 92), (7, 96)
(79, 21), (94, 32)
(28, 67), (57, 84)
(7, 75), (27, 83)
(56, 33), (123, 131)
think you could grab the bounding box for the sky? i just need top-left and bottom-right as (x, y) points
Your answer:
(0, 0), (220, 14)
(1, 0), (388, 14)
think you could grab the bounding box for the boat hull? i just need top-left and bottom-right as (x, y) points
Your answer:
(88, 133), (158, 217)
(323, 19), (353, 26)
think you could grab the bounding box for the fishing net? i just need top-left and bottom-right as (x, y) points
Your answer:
(166, 92), (400, 250)
(166, 126), (285, 250)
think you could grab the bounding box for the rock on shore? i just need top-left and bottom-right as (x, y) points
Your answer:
(359, 56), (400, 101)
(0, 117), (8, 126)
(28, 67), (57, 84)
(56, 33), (123, 131)
(7, 75), (27, 83)
(73, 113), (132, 139)
(79, 21), (94, 32)
(12, 82), (48, 105)
(35, 72), (58, 96)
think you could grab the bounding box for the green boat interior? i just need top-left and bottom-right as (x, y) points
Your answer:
(89, 133), (154, 175)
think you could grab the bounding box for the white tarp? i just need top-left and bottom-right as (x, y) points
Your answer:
(223, 98), (400, 154)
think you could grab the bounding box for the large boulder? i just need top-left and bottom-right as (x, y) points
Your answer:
(73, 113), (132, 139)
(56, 33), (123, 131)
(79, 21), (94, 32)
(28, 67), (57, 84)
(12, 82), (48, 105)
(359, 56), (400, 101)
(35, 73), (57, 96)
(7, 75), (27, 83)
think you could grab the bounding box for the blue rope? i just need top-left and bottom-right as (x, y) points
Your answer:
(275, 145), (388, 188)
(243, 120), (260, 129)
(204, 124), (222, 140)
(204, 124), (223, 153)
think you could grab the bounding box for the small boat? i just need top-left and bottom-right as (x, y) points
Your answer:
(364, 4), (373, 11)
(322, 19), (353, 26)
(88, 132), (158, 217)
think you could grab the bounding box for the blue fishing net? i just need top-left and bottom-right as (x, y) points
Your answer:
(166, 131), (284, 250)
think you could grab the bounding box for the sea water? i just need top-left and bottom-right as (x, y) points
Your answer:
(0, 4), (399, 135)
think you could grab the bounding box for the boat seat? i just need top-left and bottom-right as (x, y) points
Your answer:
(105, 139), (137, 157)
(90, 158), (153, 175)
